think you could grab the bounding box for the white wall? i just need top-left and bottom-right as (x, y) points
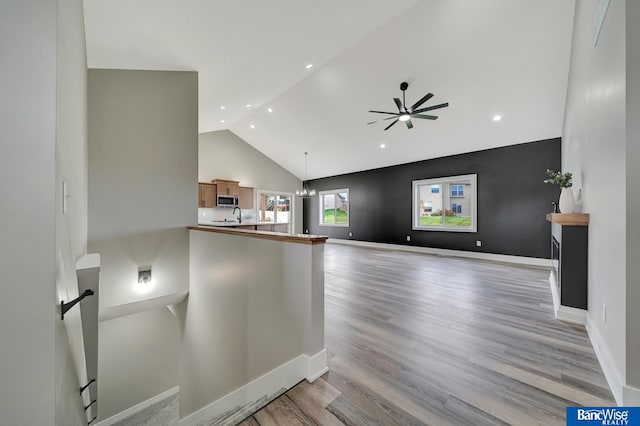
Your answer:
(88, 69), (198, 306)
(180, 230), (325, 422)
(98, 308), (180, 420)
(562, 0), (635, 404)
(55, 0), (92, 423)
(88, 69), (198, 419)
(626, 0), (640, 391)
(0, 1), (57, 424)
(199, 130), (303, 233)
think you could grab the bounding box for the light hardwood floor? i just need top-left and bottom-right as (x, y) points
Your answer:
(239, 244), (613, 426)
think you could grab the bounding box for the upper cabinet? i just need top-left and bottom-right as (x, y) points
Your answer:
(198, 183), (216, 208)
(213, 179), (239, 196)
(239, 186), (255, 209)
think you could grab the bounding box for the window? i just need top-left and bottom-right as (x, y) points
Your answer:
(257, 191), (293, 227)
(319, 188), (349, 227)
(412, 174), (477, 232)
(451, 185), (464, 197)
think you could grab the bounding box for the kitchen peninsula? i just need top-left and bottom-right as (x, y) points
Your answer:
(181, 225), (328, 424)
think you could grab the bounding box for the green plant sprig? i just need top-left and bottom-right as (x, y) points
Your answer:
(543, 169), (572, 188)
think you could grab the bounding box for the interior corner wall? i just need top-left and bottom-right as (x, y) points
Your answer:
(98, 308), (180, 421)
(626, 0), (640, 391)
(199, 130), (303, 233)
(0, 1), (57, 424)
(55, 0), (91, 424)
(88, 69), (198, 419)
(88, 69), (198, 307)
(303, 139), (560, 258)
(562, 0), (627, 400)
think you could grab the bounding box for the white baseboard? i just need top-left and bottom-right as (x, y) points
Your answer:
(556, 305), (587, 325)
(93, 386), (179, 426)
(623, 384), (640, 406)
(178, 349), (328, 426)
(307, 349), (329, 382)
(549, 272), (560, 313)
(586, 316), (624, 406)
(328, 239), (551, 268)
(548, 272), (587, 325)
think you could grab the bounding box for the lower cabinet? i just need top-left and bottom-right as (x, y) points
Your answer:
(256, 224), (290, 233)
(273, 224), (289, 233)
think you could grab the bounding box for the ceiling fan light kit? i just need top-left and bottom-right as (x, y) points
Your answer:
(368, 81), (449, 130)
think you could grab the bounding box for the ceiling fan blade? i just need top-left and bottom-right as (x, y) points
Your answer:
(410, 93), (434, 111)
(405, 119), (414, 129)
(413, 102), (449, 114)
(368, 110), (400, 115)
(384, 119), (399, 131)
(411, 113), (438, 120)
(393, 98), (403, 112)
(367, 116), (400, 125)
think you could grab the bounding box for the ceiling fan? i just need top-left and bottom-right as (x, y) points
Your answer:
(368, 82), (449, 130)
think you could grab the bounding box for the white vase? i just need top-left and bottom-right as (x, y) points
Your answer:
(559, 187), (575, 213)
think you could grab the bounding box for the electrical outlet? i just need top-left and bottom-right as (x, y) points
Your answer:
(348, 232), (353, 237)
(603, 304), (607, 324)
(305, 229), (309, 234)
(476, 240), (482, 247)
(406, 235), (411, 242)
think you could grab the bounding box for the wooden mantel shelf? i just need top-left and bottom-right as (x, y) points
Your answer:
(546, 213), (589, 226)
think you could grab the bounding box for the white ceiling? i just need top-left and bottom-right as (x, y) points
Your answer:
(84, 0), (575, 180)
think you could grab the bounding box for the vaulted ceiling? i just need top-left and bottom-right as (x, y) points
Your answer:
(84, 0), (575, 180)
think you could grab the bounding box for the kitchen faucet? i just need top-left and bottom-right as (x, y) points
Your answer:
(233, 206), (242, 224)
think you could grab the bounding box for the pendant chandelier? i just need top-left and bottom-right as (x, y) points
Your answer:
(296, 152), (316, 197)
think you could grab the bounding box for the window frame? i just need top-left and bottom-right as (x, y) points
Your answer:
(451, 185), (464, 197)
(318, 188), (350, 227)
(412, 174), (477, 233)
(256, 189), (295, 227)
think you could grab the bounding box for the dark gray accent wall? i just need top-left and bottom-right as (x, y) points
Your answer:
(303, 138), (560, 259)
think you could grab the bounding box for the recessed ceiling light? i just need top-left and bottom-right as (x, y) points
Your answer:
(493, 114), (502, 121)
(250, 124), (255, 129)
(267, 107), (273, 113)
(246, 104), (252, 108)
(220, 120), (225, 123)
(220, 106), (226, 110)
(380, 143), (386, 149)
(305, 64), (313, 69)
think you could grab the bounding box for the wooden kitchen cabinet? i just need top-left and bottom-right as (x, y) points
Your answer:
(198, 183), (216, 207)
(212, 179), (239, 196)
(239, 186), (254, 209)
(272, 224), (290, 233)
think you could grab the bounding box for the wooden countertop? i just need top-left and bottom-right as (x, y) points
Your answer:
(189, 226), (328, 245)
(546, 213), (589, 226)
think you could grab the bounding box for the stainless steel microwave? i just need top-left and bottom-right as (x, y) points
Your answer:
(217, 195), (238, 207)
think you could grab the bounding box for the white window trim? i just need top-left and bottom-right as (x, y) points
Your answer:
(319, 188), (350, 227)
(412, 174), (477, 233)
(256, 189), (295, 228)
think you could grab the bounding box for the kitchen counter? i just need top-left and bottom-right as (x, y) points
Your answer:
(198, 220), (260, 227)
(189, 225), (327, 245)
(197, 221), (292, 232)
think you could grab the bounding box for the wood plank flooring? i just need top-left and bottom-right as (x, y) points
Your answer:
(239, 244), (613, 426)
